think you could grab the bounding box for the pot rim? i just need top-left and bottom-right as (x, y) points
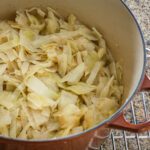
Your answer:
(0, 0), (146, 143)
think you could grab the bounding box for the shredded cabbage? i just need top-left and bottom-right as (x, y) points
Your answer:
(62, 63), (85, 84)
(86, 61), (104, 84)
(67, 82), (96, 95)
(0, 108), (11, 128)
(58, 90), (78, 110)
(0, 7), (123, 139)
(26, 76), (58, 99)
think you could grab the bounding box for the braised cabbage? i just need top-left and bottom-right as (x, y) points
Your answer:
(0, 7), (123, 139)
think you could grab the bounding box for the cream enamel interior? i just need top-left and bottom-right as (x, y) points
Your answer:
(0, 0), (144, 104)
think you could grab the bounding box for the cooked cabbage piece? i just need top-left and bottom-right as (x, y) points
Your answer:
(0, 7), (123, 139)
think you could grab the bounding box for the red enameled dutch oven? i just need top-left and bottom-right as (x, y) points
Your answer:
(0, 0), (149, 149)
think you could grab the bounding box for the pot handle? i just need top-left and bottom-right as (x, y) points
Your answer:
(108, 112), (150, 133)
(108, 75), (150, 133)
